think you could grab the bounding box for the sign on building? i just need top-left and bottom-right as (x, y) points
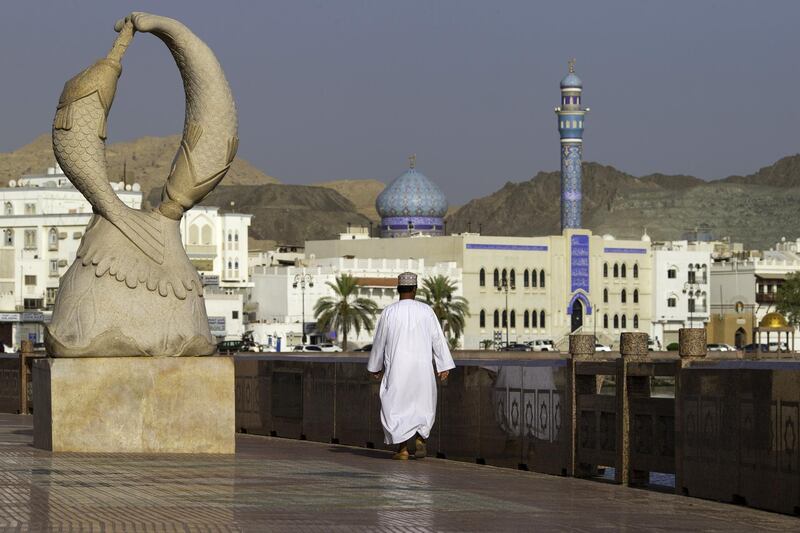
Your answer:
(208, 316), (226, 336)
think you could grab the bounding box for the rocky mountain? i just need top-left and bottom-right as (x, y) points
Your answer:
(447, 156), (800, 249)
(315, 179), (385, 221)
(0, 134), (278, 197)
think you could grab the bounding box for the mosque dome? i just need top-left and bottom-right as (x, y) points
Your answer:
(376, 162), (448, 219)
(759, 312), (789, 329)
(560, 72), (582, 89)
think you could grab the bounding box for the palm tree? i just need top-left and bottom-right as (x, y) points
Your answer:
(314, 274), (379, 351)
(419, 275), (470, 349)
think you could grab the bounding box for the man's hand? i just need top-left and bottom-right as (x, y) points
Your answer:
(438, 370), (449, 382)
(371, 370), (384, 380)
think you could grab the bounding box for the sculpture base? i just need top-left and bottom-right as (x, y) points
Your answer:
(33, 356), (234, 453)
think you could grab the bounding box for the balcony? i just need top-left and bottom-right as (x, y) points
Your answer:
(185, 244), (216, 257)
(756, 292), (777, 304)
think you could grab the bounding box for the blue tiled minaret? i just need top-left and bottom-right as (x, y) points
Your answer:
(555, 59), (589, 231)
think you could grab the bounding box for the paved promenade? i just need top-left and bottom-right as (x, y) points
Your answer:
(0, 414), (795, 532)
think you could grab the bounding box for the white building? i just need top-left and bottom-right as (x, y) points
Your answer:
(0, 166), (142, 347)
(650, 238), (713, 347)
(249, 256), (462, 350)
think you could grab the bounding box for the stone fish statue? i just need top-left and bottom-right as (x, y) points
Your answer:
(45, 12), (238, 357)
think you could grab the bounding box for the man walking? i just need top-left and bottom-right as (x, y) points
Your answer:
(367, 272), (455, 460)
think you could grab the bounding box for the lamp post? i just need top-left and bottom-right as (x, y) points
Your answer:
(293, 273), (314, 345)
(497, 276), (510, 348)
(683, 281), (701, 329)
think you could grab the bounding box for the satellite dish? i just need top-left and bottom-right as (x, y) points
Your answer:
(132, 183), (141, 192)
(8, 180), (15, 187)
(125, 184), (132, 191)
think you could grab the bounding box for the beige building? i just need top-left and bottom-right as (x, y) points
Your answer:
(306, 229), (652, 349)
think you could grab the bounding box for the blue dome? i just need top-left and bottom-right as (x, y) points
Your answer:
(376, 168), (448, 218)
(560, 72), (583, 89)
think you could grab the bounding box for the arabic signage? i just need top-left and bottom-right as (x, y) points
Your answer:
(570, 234), (590, 293)
(0, 312), (45, 323)
(208, 316), (226, 336)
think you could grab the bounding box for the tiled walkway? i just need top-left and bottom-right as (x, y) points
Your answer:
(0, 414), (795, 532)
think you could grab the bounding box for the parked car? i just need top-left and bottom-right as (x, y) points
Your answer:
(768, 341), (789, 352)
(502, 343), (531, 352)
(595, 343), (611, 352)
(527, 339), (555, 352)
(292, 344), (323, 352)
(217, 340), (243, 354)
(319, 343), (343, 353)
(743, 343), (769, 353)
(355, 344), (373, 352)
(706, 343), (729, 352)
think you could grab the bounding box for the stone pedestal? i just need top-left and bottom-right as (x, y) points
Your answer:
(33, 356), (234, 453)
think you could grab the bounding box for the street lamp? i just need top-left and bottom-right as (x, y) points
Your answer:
(497, 275), (511, 348)
(292, 273), (314, 344)
(682, 281), (701, 329)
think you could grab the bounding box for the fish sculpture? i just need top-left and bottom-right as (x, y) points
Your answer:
(45, 13), (238, 357)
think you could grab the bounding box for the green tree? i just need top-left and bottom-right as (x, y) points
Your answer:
(314, 274), (379, 351)
(419, 275), (470, 349)
(776, 272), (800, 326)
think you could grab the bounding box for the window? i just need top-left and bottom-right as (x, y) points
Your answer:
(24, 203), (35, 215)
(227, 232), (232, 242)
(613, 263), (619, 278)
(3, 229), (12, 246)
(234, 260), (239, 270)
(502, 310), (508, 328)
(603, 314), (609, 328)
(688, 299), (696, 313)
(633, 314), (639, 329)
(531, 309), (538, 328)
(510, 269), (516, 289)
(613, 314), (619, 329)
(23, 298), (42, 310)
(667, 297), (677, 308)
(633, 289), (639, 303)
(633, 264), (639, 278)
(502, 269), (508, 285)
(531, 269), (538, 288)
(539, 270), (545, 288)
(524, 310), (529, 328)
(621, 264), (627, 278)
(621, 289), (627, 304)
(539, 310), (546, 328)
(510, 310), (516, 328)
(49, 259), (58, 276)
(3, 202), (12, 216)
(201, 225), (212, 245)
(234, 231), (239, 242)
(232, 310), (239, 320)
(621, 315), (627, 329)
(24, 275), (36, 286)
(46, 287), (58, 305)
(227, 260), (232, 269)
(523, 269), (529, 287)
(667, 268), (677, 279)
(479, 268), (486, 287)
(603, 288), (608, 303)
(48, 228), (58, 251)
(688, 270), (696, 284)
(493, 269), (499, 287)
(24, 229), (37, 250)
(479, 310), (486, 328)
(603, 263), (609, 277)
(493, 310), (500, 328)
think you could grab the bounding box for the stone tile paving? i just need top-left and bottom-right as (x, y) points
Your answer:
(0, 414), (796, 532)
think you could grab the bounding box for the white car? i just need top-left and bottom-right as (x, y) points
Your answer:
(528, 339), (555, 352)
(318, 343), (343, 353)
(292, 345), (323, 352)
(706, 343), (729, 352)
(595, 343), (612, 352)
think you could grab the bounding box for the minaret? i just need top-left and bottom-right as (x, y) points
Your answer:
(555, 59), (589, 231)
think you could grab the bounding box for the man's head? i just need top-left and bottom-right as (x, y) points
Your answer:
(397, 272), (417, 299)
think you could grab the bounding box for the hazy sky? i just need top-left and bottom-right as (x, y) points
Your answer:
(1, 1), (798, 204)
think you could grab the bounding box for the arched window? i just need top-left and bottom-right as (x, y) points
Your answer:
(3, 229), (13, 246)
(493, 269), (500, 287)
(479, 310), (486, 328)
(510, 310), (516, 328)
(479, 268), (486, 287)
(502, 310), (508, 328)
(603, 263), (609, 277)
(539, 310), (546, 328)
(613, 263), (619, 278)
(633, 263), (639, 279)
(227, 260), (232, 269)
(539, 270), (545, 288)
(603, 314), (609, 328)
(524, 310), (530, 328)
(633, 289), (639, 303)
(613, 314), (619, 329)
(633, 314), (639, 329)
(621, 315), (627, 329)
(531, 269), (538, 288)
(502, 269), (508, 285)
(234, 260), (239, 270)
(234, 231), (239, 242)
(603, 288), (608, 303)
(621, 264), (627, 278)
(3, 202), (12, 216)
(531, 309), (538, 328)
(621, 289), (627, 304)
(510, 269), (516, 288)
(189, 224), (199, 244)
(523, 269), (529, 287)
(227, 232), (232, 242)
(493, 310), (500, 328)
(201, 225), (212, 245)
(48, 228), (58, 251)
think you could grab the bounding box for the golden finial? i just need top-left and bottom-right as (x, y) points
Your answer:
(409, 153), (416, 169)
(568, 58), (576, 73)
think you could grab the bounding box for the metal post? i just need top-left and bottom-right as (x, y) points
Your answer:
(293, 273), (314, 346)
